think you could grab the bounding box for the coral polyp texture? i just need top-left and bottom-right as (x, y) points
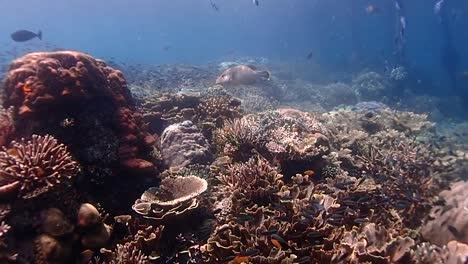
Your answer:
(0, 134), (77, 199)
(0, 51), (154, 174)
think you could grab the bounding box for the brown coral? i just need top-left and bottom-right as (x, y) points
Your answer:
(132, 175), (208, 222)
(0, 134), (77, 199)
(1, 51), (154, 174)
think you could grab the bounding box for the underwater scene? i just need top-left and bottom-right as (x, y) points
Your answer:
(1, 0), (468, 263)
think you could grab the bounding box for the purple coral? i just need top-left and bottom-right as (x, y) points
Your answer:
(0, 134), (78, 199)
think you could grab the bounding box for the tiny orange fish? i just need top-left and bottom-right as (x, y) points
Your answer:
(234, 256), (249, 264)
(22, 84), (32, 94)
(6, 148), (18, 156)
(271, 239), (282, 249)
(304, 170), (315, 176)
(35, 167), (45, 176)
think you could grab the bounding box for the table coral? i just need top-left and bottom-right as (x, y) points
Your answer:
(132, 175), (208, 222)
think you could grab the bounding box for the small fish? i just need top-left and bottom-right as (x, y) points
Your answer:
(271, 238), (282, 249)
(11, 30), (42, 42)
(22, 84), (32, 94)
(271, 234), (288, 245)
(395, 200), (411, 209)
(342, 199), (357, 206)
(304, 170), (315, 176)
(301, 211), (314, 219)
(365, 4), (381, 14)
(461, 71), (468, 79)
(236, 213), (254, 223)
(241, 248), (260, 257)
(280, 195), (294, 200)
(306, 231), (323, 238)
(434, 0), (444, 14)
(210, 0), (219, 12)
(448, 225), (463, 240)
(354, 218), (368, 224)
(252, 0), (259, 6)
(296, 256), (311, 264)
(306, 51), (313, 60)
(260, 229), (278, 235)
(233, 256), (249, 264)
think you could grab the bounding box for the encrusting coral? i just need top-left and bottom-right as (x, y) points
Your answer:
(0, 134), (78, 199)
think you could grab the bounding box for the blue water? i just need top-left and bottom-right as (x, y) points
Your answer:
(1, 0), (468, 101)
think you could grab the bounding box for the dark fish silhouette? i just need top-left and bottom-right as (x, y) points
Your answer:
(210, 0), (219, 11)
(253, 0), (259, 6)
(11, 30), (42, 42)
(306, 51), (313, 60)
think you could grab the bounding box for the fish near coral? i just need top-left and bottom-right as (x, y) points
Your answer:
(216, 65), (270, 86)
(11, 30), (42, 42)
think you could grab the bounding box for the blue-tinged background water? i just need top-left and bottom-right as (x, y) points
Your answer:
(1, 0), (468, 107)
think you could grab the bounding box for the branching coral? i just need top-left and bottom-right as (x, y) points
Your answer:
(217, 155), (283, 207)
(214, 117), (259, 161)
(0, 134), (78, 199)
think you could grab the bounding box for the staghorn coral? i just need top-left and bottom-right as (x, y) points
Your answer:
(108, 243), (149, 264)
(214, 117), (260, 161)
(160, 121), (213, 170)
(1, 51), (154, 175)
(0, 134), (78, 199)
(132, 175), (208, 222)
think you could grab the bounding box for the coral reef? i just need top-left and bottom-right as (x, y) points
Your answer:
(0, 134), (77, 199)
(160, 121), (212, 170)
(1, 51), (154, 175)
(0, 51), (466, 264)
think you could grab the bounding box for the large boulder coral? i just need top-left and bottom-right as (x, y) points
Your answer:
(1, 51), (155, 175)
(160, 121), (212, 170)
